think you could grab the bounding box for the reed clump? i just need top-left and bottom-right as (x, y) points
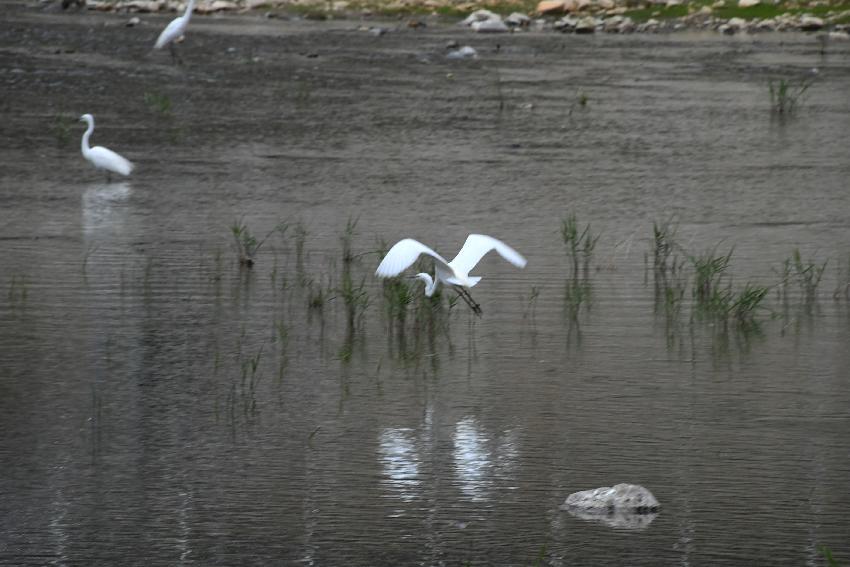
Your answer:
(649, 220), (687, 314)
(143, 91), (172, 116)
(561, 213), (598, 318)
(777, 248), (826, 306)
(769, 74), (815, 115)
(689, 246), (733, 308)
(230, 218), (286, 267)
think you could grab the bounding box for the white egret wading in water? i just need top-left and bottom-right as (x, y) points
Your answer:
(376, 234), (527, 314)
(79, 114), (134, 180)
(154, 0), (195, 64)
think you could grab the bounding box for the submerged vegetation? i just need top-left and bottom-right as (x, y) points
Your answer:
(560, 213), (598, 319)
(52, 112), (74, 147)
(777, 248), (827, 306)
(769, 73), (816, 115)
(650, 220), (687, 314)
(648, 223), (772, 334)
(61, 213), (847, 377)
(7, 274), (29, 305)
(217, 216), (850, 365)
(689, 246), (733, 307)
(143, 91), (173, 116)
(230, 218), (287, 267)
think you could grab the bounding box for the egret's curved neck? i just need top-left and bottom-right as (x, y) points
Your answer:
(81, 119), (94, 156)
(416, 273), (438, 297)
(426, 277), (437, 297)
(183, 0), (196, 19)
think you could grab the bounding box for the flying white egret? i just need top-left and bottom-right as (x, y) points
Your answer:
(79, 114), (134, 180)
(375, 234), (527, 313)
(154, 0), (196, 64)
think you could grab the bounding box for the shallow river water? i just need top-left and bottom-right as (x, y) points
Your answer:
(1, 4), (850, 565)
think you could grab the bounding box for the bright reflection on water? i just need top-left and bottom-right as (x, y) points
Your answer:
(379, 427), (421, 504)
(81, 182), (131, 236)
(453, 417), (493, 502)
(452, 417), (520, 502)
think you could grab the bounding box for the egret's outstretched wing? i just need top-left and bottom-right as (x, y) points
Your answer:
(376, 238), (452, 278)
(449, 234), (527, 276)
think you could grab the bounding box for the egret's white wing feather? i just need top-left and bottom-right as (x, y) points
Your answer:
(89, 146), (134, 176)
(376, 238), (452, 278)
(449, 234), (527, 276)
(155, 16), (186, 49)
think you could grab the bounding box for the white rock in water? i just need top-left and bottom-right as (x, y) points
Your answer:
(446, 45), (478, 59)
(472, 19), (510, 32)
(562, 483), (660, 514)
(738, 0), (759, 7)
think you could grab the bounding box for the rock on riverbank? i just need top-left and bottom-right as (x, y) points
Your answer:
(62, 0), (850, 35)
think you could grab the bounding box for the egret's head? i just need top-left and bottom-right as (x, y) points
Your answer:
(79, 113), (94, 125)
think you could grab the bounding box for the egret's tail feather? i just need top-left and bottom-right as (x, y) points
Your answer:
(117, 156), (134, 176)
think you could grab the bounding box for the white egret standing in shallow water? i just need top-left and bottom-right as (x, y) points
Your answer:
(79, 114), (134, 180)
(376, 234), (527, 314)
(154, 0), (196, 64)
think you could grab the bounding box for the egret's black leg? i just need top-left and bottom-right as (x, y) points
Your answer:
(454, 286), (482, 316)
(169, 43), (182, 66)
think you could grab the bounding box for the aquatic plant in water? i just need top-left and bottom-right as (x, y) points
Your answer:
(52, 112), (74, 146)
(777, 248), (826, 306)
(294, 221), (308, 284)
(730, 283), (769, 328)
(143, 91), (172, 115)
(523, 285), (540, 320)
(7, 275), (29, 304)
(769, 73), (815, 115)
(689, 246), (733, 306)
(240, 346), (263, 413)
(306, 278), (328, 311)
(818, 545), (842, 567)
(230, 218), (286, 267)
(650, 220), (687, 313)
(560, 213), (598, 280)
(560, 213), (598, 318)
(338, 267), (370, 332)
(833, 255), (850, 300)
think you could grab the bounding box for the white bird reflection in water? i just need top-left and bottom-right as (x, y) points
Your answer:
(378, 417), (521, 506)
(453, 417), (520, 502)
(453, 417), (492, 501)
(81, 181), (131, 237)
(378, 428), (421, 504)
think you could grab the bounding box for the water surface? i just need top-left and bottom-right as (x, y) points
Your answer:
(1, 5), (850, 565)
